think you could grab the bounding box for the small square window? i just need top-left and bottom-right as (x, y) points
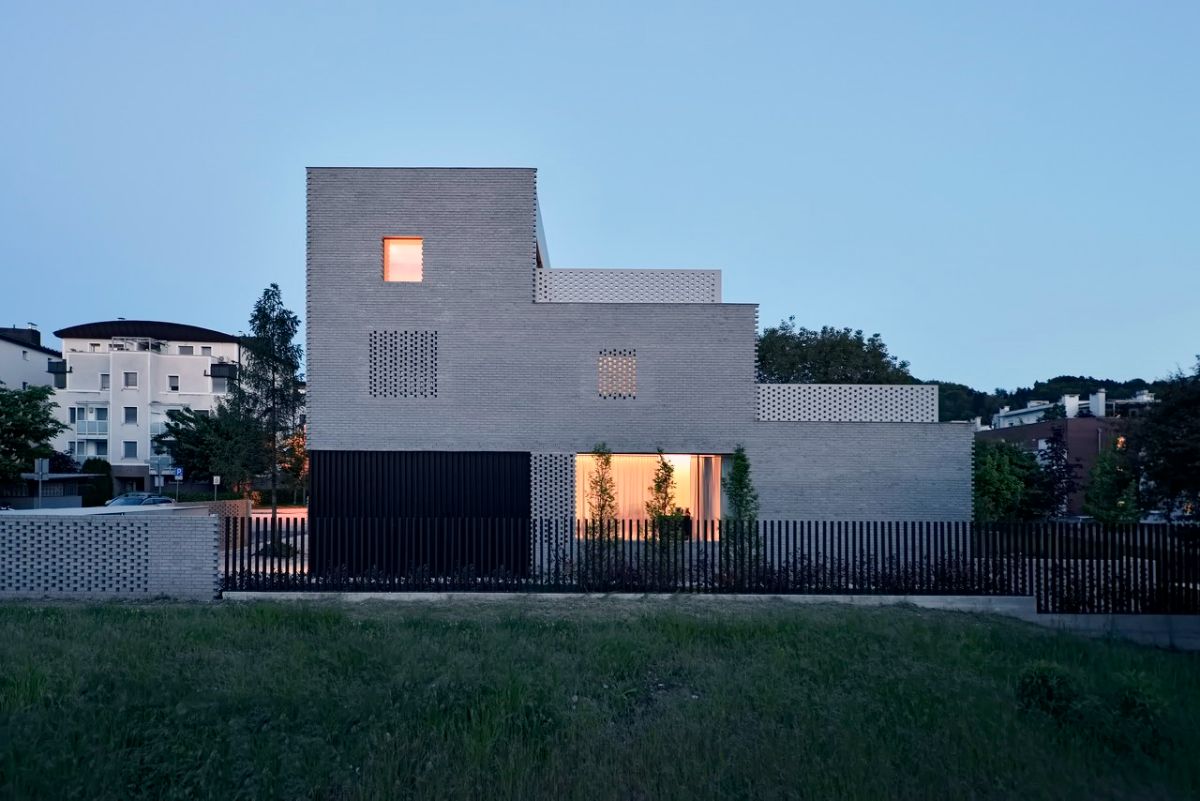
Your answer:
(124, 406), (137, 425)
(95, 407), (108, 422)
(89, 343), (100, 352)
(123, 441), (137, 459)
(200, 346), (212, 356)
(21, 350), (28, 361)
(168, 375), (179, 392)
(95, 441), (108, 457)
(100, 373), (110, 390)
(178, 345), (193, 355)
(123, 371), (138, 388)
(383, 237), (423, 282)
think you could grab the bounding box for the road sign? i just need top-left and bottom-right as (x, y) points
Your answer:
(148, 455), (171, 476)
(34, 458), (49, 509)
(174, 467), (184, 481)
(153, 475), (164, 488)
(212, 475), (221, 485)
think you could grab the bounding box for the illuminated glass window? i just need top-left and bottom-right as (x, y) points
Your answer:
(383, 237), (423, 282)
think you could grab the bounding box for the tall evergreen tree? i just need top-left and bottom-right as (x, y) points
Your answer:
(721, 445), (759, 522)
(1037, 426), (1079, 516)
(239, 284), (304, 528)
(586, 442), (617, 524)
(645, 448), (679, 521)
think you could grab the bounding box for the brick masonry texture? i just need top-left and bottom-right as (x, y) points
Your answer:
(0, 515), (218, 600)
(757, 384), (939, 423)
(535, 268), (722, 303)
(308, 168), (973, 520)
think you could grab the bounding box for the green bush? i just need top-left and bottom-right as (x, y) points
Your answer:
(1016, 661), (1080, 722)
(78, 459), (113, 507)
(1016, 663), (1168, 757)
(1103, 671), (1167, 756)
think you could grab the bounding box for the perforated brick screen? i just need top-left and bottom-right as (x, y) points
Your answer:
(535, 269), (720, 303)
(368, 330), (438, 398)
(757, 384), (938, 423)
(598, 349), (637, 399)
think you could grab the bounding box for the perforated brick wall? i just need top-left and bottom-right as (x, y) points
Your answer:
(535, 268), (721, 303)
(531, 452), (574, 520)
(0, 515), (219, 600)
(598, 349), (637, 399)
(757, 384), (938, 423)
(368, 330), (438, 398)
(530, 452), (575, 574)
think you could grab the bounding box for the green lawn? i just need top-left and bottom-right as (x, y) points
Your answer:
(1, 600), (1197, 801)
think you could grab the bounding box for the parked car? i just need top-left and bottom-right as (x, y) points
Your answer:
(105, 493), (176, 507)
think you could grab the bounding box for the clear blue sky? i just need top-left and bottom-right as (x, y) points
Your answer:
(2, 1), (1196, 391)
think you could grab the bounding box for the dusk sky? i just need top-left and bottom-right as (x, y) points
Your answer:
(2, 1), (1196, 391)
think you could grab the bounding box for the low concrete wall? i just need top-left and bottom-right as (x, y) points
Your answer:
(0, 515), (218, 600)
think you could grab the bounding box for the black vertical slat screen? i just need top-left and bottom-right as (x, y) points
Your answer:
(218, 512), (1199, 614)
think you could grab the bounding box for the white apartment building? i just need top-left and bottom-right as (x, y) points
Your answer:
(49, 321), (239, 492)
(0, 326), (60, 389)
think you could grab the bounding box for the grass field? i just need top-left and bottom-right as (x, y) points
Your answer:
(1, 599), (1197, 800)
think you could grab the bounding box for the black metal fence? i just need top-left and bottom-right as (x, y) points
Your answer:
(222, 518), (1200, 614)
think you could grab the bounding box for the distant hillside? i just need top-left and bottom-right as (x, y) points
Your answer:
(927, 375), (1171, 423)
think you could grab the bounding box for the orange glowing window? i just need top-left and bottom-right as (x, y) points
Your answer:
(383, 237), (423, 282)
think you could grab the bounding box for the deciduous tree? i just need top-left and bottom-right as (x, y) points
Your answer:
(0, 384), (67, 481)
(1131, 359), (1200, 517)
(756, 318), (912, 384)
(1084, 442), (1142, 525)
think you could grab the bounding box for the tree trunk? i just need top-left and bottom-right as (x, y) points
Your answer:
(269, 352), (279, 548)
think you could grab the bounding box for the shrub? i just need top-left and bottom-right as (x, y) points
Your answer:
(1016, 661), (1080, 722)
(1103, 671), (1167, 756)
(78, 458), (113, 507)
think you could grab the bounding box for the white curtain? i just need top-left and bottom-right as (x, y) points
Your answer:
(576, 454), (721, 521)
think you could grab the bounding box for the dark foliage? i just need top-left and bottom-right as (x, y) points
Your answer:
(756, 318), (913, 384)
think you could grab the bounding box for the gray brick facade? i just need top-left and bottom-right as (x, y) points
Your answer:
(307, 168), (972, 521)
(0, 515), (219, 600)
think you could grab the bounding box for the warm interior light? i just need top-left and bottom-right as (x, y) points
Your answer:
(383, 237), (423, 282)
(575, 453), (722, 522)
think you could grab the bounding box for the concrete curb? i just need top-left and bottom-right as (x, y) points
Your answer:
(220, 592), (1200, 650)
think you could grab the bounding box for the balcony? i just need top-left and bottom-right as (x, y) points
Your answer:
(150, 422), (169, 437)
(75, 420), (109, 436)
(207, 362), (238, 380)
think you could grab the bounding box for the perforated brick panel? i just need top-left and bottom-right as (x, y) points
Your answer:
(530, 452), (575, 576)
(757, 384), (939, 423)
(531, 452), (574, 519)
(598, 349), (637, 399)
(368, 330), (438, 398)
(535, 268), (721, 303)
(0, 515), (218, 599)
